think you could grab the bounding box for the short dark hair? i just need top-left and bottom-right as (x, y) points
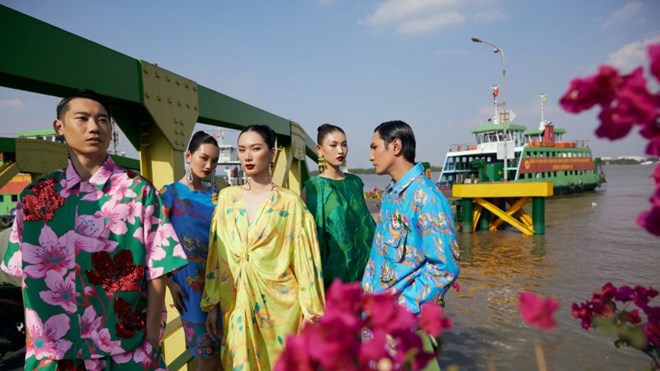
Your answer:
(317, 123), (345, 145)
(188, 131), (219, 153)
(374, 120), (416, 163)
(56, 89), (112, 119)
(239, 124), (276, 150)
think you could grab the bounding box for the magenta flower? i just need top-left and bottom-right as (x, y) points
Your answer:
(560, 65), (621, 113)
(418, 302), (453, 337)
(561, 43), (660, 236)
(650, 43), (660, 82)
(275, 280), (446, 371)
(519, 291), (560, 331)
(637, 185), (660, 236)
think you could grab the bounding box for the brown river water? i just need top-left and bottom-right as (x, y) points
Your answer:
(363, 165), (659, 370)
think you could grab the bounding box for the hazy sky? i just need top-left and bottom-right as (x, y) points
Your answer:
(1, 0), (658, 168)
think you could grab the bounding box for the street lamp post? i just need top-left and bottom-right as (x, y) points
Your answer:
(472, 36), (510, 180)
(471, 36), (507, 124)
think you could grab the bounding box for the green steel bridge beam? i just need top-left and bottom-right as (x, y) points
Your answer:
(0, 5), (317, 189)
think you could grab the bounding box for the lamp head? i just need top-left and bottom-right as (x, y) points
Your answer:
(471, 36), (481, 43)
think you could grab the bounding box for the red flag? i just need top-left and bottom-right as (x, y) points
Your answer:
(492, 86), (499, 99)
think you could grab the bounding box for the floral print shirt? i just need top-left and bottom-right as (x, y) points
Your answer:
(361, 163), (460, 314)
(1, 157), (188, 361)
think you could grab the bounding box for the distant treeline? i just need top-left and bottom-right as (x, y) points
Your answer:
(603, 157), (659, 165)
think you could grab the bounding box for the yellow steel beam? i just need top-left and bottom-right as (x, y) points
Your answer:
(140, 62), (198, 188)
(489, 197), (531, 231)
(15, 138), (68, 178)
(474, 197), (534, 236)
(453, 182), (553, 198)
(0, 161), (19, 188)
(472, 204), (483, 232)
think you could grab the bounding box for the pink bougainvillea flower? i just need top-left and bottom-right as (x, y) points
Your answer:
(628, 309), (643, 325)
(274, 335), (315, 371)
(324, 279), (364, 331)
(418, 302), (453, 337)
(646, 137), (660, 157)
(638, 207), (660, 236)
(363, 292), (416, 334)
(649, 43), (660, 82)
(519, 291), (560, 331)
(560, 65), (621, 113)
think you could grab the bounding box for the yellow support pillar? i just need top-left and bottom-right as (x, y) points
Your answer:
(139, 61), (198, 189)
(139, 62), (199, 368)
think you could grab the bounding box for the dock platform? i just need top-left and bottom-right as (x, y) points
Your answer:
(452, 182), (553, 235)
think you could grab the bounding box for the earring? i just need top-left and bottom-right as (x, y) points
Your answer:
(185, 163), (194, 184)
(317, 154), (325, 173)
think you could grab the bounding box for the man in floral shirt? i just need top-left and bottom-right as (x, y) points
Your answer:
(1, 90), (188, 370)
(362, 120), (460, 313)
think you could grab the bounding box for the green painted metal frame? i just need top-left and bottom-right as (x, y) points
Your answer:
(0, 5), (317, 160)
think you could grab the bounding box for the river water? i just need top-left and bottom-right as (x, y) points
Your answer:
(361, 165), (659, 370)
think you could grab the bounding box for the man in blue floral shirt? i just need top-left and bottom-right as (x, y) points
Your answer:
(362, 120), (460, 314)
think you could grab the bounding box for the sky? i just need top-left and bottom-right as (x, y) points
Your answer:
(0, 0), (659, 168)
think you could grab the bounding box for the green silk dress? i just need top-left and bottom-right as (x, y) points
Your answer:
(304, 173), (376, 288)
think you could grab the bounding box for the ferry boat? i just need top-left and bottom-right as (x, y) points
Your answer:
(437, 94), (606, 194)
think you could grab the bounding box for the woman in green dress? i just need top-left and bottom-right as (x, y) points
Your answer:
(302, 123), (376, 289)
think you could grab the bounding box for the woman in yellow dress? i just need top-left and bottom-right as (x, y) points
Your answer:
(202, 124), (325, 370)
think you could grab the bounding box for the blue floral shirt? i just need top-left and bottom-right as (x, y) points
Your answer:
(361, 163), (460, 314)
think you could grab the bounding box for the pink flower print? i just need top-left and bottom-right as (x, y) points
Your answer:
(40, 271), (77, 314)
(83, 359), (108, 371)
(107, 176), (137, 203)
(131, 205), (157, 243)
(519, 291), (560, 331)
(22, 226), (75, 279)
(76, 211), (109, 239)
(9, 220), (21, 243)
(1, 249), (22, 277)
(25, 309), (73, 359)
(59, 176), (80, 198)
(99, 201), (131, 236)
(92, 328), (123, 354)
(79, 305), (102, 339)
(112, 340), (155, 366)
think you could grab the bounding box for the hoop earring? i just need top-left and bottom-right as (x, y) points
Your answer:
(185, 163), (194, 184)
(317, 154), (325, 173)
